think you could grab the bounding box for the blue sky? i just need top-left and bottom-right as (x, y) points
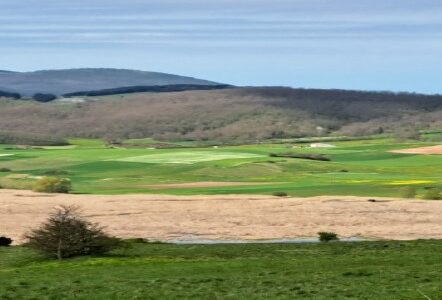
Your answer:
(1, 0), (442, 94)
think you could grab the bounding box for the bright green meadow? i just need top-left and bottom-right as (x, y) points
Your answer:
(0, 240), (441, 299)
(0, 138), (441, 197)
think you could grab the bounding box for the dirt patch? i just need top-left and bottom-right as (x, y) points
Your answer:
(1, 189), (441, 244)
(390, 145), (442, 155)
(146, 181), (275, 189)
(5, 174), (29, 179)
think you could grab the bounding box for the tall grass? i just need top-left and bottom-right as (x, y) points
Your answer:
(0, 178), (34, 190)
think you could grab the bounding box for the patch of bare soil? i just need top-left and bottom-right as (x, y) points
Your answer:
(1, 189), (441, 244)
(390, 145), (442, 154)
(146, 181), (274, 189)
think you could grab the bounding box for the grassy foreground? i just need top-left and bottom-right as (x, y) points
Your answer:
(1, 240), (441, 299)
(0, 138), (441, 197)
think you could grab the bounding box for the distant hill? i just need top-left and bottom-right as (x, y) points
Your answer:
(0, 87), (441, 143)
(0, 68), (221, 96)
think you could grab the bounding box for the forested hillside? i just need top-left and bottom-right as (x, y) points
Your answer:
(0, 87), (441, 143)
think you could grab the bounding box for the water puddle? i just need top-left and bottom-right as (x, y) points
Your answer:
(169, 237), (368, 245)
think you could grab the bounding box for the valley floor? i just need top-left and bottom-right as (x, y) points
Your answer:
(1, 138), (441, 197)
(2, 189), (441, 244)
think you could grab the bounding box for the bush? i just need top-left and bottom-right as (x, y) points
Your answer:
(0, 167), (11, 172)
(0, 236), (12, 246)
(41, 169), (70, 176)
(33, 177), (71, 193)
(25, 206), (121, 259)
(272, 191), (288, 197)
(422, 188), (442, 200)
(32, 93), (57, 102)
(318, 232), (339, 242)
(400, 187), (416, 199)
(269, 153), (331, 161)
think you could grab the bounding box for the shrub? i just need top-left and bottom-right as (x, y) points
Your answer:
(272, 191), (288, 197)
(0, 236), (12, 246)
(318, 232), (339, 242)
(269, 153), (330, 161)
(25, 206), (121, 259)
(422, 188), (442, 200)
(32, 93), (57, 102)
(400, 187), (416, 199)
(41, 169), (70, 176)
(33, 177), (71, 193)
(0, 167), (11, 172)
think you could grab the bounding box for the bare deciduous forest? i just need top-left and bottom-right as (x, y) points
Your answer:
(1, 87), (441, 144)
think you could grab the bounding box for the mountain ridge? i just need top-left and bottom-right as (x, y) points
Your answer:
(0, 68), (221, 96)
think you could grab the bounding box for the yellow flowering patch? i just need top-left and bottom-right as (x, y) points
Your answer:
(348, 180), (372, 183)
(387, 180), (434, 185)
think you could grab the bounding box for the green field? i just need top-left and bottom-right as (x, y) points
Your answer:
(0, 138), (441, 197)
(114, 151), (264, 164)
(1, 240), (441, 299)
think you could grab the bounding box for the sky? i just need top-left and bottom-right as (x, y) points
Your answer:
(1, 0), (442, 94)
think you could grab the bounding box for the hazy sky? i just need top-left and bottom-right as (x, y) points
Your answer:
(1, 0), (442, 93)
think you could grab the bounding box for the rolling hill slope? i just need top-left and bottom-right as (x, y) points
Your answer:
(0, 87), (441, 143)
(0, 68), (220, 96)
